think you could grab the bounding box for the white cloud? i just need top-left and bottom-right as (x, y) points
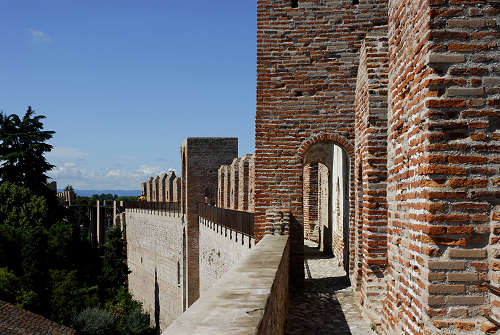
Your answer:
(47, 146), (88, 161)
(137, 164), (163, 176)
(29, 29), (51, 43)
(48, 162), (173, 190)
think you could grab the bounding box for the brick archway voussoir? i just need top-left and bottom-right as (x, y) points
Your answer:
(297, 132), (354, 163)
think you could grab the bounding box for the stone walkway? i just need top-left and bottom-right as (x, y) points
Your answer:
(285, 240), (376, 335)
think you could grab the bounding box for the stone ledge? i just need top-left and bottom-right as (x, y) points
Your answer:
(163, 235), (289, 335)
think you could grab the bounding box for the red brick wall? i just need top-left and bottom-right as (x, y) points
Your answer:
(303, 163), (319, 241)
(354, 29), (389, 322)
(256, 0), (388, 287)
(385, 1), (499, 333)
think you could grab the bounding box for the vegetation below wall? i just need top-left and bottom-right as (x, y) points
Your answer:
(0, 108), (155, 335)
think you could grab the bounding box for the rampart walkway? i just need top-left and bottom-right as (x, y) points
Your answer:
(286, 240), (375, 335)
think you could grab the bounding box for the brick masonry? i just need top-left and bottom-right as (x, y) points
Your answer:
(238, 154), (253, 212)
(180, 138), (238, 306)
(354, 29), (389, 322)
(146, 177), (153, 202)
(230, 158), (239, 210)
(383, 0), (499, 334)
(142, 171), (180, 203)
(303, 163), (319, 241)
(128, 0), (499, 333)
(256, 0), (388, 291)
(248, 155), (255, 212)
(217, 154), (255, 212)
(172, 177), (181, 204)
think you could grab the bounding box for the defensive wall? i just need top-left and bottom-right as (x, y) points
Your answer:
(123, 0), (500, 334)
(125, 207), (184, 330)
(141, 171), (181, 203)
(217, 154), (255, 212)
(199, 215), (255, 295)
(163, 234), (289, 335)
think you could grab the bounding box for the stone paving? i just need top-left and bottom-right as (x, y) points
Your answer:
(285, 240), (376, 335)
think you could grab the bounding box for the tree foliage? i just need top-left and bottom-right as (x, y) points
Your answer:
(0, 108), (154, 334)
(0, 107), (55, 194)
(99, 226), (130, 300)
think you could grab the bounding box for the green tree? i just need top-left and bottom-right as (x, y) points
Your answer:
(72, 306), (116, 335)
(0, 267), (19, 302)
(48, 269), (99, 324)
(99, 227), (130, 300)
(0, 107), (55, 194)
(106, 287), (153, 335)
(0, 182), (49, 273)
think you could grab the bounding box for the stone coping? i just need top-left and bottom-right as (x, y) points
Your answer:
(163, 234), (289, 335)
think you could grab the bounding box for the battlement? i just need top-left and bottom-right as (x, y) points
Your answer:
(141, 171), (181, 203)
(217, 154), (255, 213)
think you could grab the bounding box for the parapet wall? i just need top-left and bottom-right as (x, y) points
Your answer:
(141, 171), (181, 204)
(199, 217), (255, 295)
(125, 209), (185, 331)
(163, 234), (289, 335)
(217, 154), (255, 212)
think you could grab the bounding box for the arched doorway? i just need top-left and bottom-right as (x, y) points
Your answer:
(302, 142), (350, 275)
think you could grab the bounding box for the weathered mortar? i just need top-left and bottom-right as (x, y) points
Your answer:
(384, 0), (499, 333)
(354, 29), (389, 323)
(303, 163), (319, 241)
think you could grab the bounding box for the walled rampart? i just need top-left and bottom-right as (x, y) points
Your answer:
(199, 216), (255, 295)
(163, 234), (289, 335)
(126, 209), (184, 331)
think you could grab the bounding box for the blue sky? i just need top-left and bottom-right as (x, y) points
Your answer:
(0, 1), (256, 190)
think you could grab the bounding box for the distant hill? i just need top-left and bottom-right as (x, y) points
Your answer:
(58, 189), (141, 197)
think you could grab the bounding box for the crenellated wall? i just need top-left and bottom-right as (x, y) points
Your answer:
(217, 154), (255, 212)
(238, 154), (252, 212)
(142, 171), (180, 203)
(229, 158), (239, 210)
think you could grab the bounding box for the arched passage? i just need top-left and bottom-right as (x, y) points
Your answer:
(298, 133), (354, 276)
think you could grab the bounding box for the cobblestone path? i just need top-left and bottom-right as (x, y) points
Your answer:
(285, 240), (376, 335)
